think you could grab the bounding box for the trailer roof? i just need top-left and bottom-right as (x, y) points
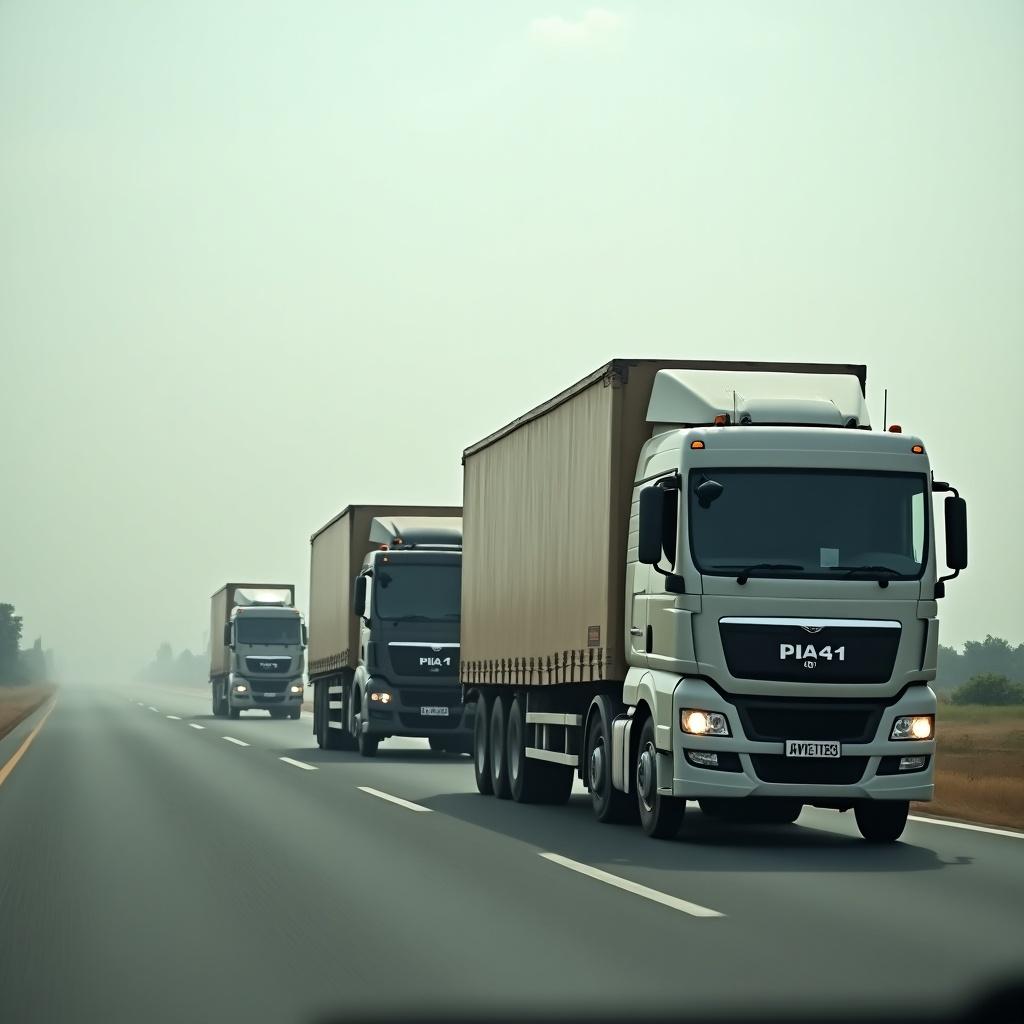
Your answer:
(309, 504), (463, 544)
(210, 582), (294, 599)
(462, 358), (868, 462)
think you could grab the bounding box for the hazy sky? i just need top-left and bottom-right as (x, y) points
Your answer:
(2, 1), (1021, 680)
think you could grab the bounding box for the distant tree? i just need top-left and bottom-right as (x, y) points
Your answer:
(0, 604), (24, 684)
(950, 673), (1024, 706)
(18, 637), (47, 684)
(936, 635), (1024, 691)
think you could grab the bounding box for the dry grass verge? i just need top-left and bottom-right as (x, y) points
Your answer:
(0, 684), (57, 742)
(912, 705), (1024, 830)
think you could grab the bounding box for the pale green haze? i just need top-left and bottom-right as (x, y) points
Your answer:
(1, 2), (1021, 681)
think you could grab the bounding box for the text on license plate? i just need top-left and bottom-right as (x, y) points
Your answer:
(420, 706), (450, 717)
(785, 740), (841, 758)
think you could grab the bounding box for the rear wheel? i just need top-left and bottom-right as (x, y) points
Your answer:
(509, 695), (554, 804)
(586, 700), (636, 824)
(473, 695), (493, 795)
(855, 800), (909, 843)
(211, 685), (223, 718)
(636, 716), (684, 839)
(490, 694), (511, 799)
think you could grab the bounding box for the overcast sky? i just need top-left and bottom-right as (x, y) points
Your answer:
(2, 1), (1021, 680)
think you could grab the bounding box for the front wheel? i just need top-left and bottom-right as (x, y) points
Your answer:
(356, 718), (379, 758)
(855, 800), (909, 843)
(490, 694), (511, 799)
(636, 717), (684, 839)
(289, 708), (301, 721)
(585, 704), (635, 823)
(228, 701), (241, 721)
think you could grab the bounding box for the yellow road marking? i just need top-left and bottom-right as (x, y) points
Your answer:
(0, 698), (58, 788)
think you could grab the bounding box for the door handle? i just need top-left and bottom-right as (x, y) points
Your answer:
(629, 627), (643, 636)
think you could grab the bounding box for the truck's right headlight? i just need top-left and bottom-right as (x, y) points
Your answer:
(681, 709), (730, 737)
(891, 715), (934, 740)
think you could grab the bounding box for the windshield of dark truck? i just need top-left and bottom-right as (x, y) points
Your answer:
(689, 468), (928, 580)
(235, 617), (300, 645)
(373, 564), (461, 621)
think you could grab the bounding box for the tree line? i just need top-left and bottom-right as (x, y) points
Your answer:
(136, 642), (208, 685)
(0, 603), (55, 686)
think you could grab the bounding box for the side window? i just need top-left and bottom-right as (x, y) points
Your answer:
(911, 489), (925, 564)
(662, 486), (679, 566)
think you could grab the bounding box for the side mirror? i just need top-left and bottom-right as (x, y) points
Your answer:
(638, 487), (665, 565)
(944, 496), (968, 570)
(301, 623), (309, 648)
(352, 575), (368, 618)
(696, 478), (724, 509)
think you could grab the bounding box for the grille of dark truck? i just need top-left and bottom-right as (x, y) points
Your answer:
(750, 755), (868, 785)
(245, 656), (292, 674)
(249, 679), (287, 695)
(733, 698), (883, 743)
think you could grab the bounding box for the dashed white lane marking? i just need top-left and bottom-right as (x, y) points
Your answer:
(166, 715), (181, 721)
(280, 757), (317, 771)
(189, 723), (205, 730)
(908, 815), (1024, 840)
(222, 736), (249, 747)
(136, 701), (145, 707)
(148, 706), (159, 712)
(358, 786), (432, 813)
(539, 853), (724, 919)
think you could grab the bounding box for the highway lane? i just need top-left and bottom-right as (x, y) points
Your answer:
(0, 683), (1022, 1024)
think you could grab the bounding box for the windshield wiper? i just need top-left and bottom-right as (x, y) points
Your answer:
(830, 565), (903, 588)
(710, 563), (804, 585)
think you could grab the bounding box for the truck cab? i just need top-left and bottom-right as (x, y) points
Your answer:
(211, 587), (307, 720)
(347, 519), (470, 756)
(620, 369), (968, 839)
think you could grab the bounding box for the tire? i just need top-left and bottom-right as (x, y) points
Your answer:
(289, 708), (301, 721)
(509, 695), (554, 804)
(356, 717), (379, 758)
(228, 700), (241, 721)
(269, 709), (288, 720)
(585, 699), (636, 824)
(636, 716), (684, 839)
(490, 694), (511, 800)
(211, 686), (223, 718)
(317, 681), (356, 751)
(473, 695), (493, 795)
(855, 800), (909, 843)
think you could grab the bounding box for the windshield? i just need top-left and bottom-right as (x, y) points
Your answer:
(373, 564), (461, 621)
(689, 468), (928, 579)
(235, 617), (301, 645)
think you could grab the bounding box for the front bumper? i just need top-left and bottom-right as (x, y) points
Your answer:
(230, 677), (304, 711)
(665, 678), (936, 803)
(365, 687), (475, 739)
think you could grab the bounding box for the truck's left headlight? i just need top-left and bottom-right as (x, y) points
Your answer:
(289, 684), (303, 694)
(369, 691), (392, 705)
(681, 709), (730, 737)
(890, 715), (934, 740)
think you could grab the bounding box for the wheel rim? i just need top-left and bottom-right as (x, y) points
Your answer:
(475, 711), (487, 776)
(509, 713), (521, 785)
(590, 738), (606, 795)
(637, 741), (656, 812)
(490, 704), (504, 781)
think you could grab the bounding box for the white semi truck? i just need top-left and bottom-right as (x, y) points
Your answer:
(461, 359), (968, 842)
(209, 583), (307, 720)
(308, 505), (471, 757)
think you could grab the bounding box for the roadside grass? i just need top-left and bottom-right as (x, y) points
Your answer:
(912, 704), (1024, 830)
(0, 684), (57, 742)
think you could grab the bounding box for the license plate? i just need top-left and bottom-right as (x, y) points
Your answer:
(420, 706), (450, 717)
(262, 693), (277, 698)
(785, 740), (841, 758)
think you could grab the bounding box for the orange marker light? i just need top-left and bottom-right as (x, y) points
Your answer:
(690, 440), (705, 450)
(713, 414), (728, 426)
(379, 544), (388, 550)
(888, 425), (902, 433)
(912, 444), (924, 454)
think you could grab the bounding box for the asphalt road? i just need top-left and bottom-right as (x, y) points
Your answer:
(0, 683), (1022, 1024)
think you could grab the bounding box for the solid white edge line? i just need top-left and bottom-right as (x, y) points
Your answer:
(166, 715), (181, 720)
(908, 815), (1024, 840)
(539, 853), (724, 919)
(280, 757), (317, 771)
(358, 786), (432, 813)
(189, 723), (205, 730)
(222, 736), (249, 747)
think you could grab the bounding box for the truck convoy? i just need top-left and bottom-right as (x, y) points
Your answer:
(209, 583), (307, 720)
(461, 359), (968, 842)
(308, 505), (471, 757)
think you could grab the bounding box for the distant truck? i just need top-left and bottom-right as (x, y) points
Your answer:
(308, 505), (472, 757)
(209, 583), (307, 720)
(461, 359), (968, 842)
